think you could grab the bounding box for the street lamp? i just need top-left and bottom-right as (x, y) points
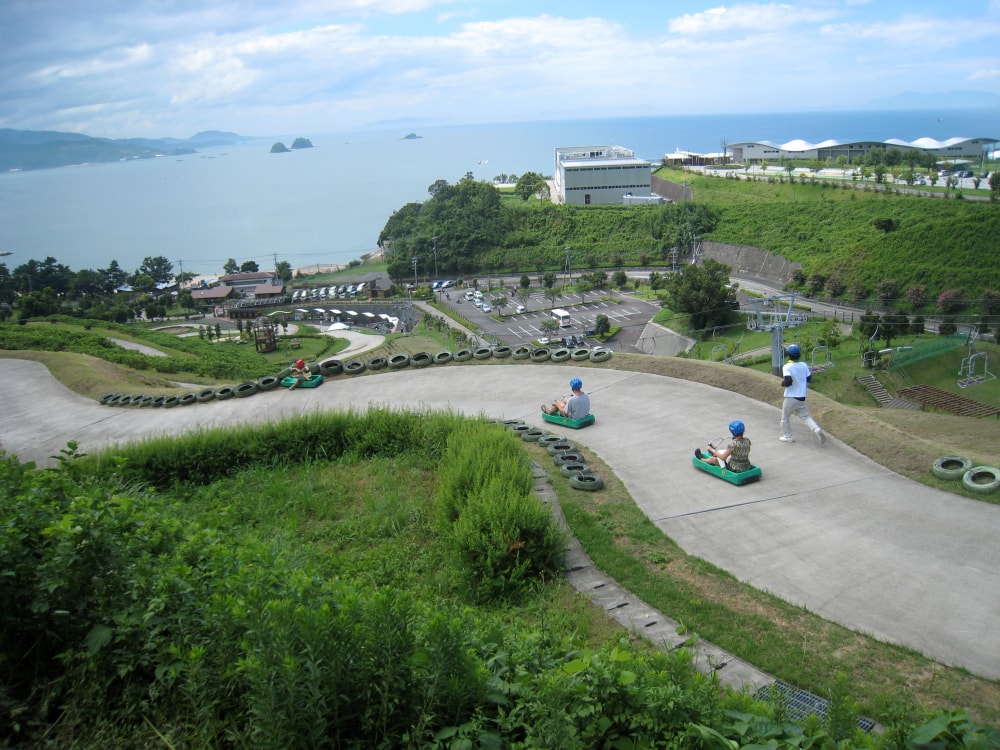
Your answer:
(412, 256), (418, 285)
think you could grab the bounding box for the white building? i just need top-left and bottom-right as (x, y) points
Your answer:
(553, 146), (656, 205)
(728, 136), (997, 165)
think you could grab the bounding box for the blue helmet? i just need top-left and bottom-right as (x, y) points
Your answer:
(729, 420), (745, 437)
(786, 344), (801, 359)
(570, 378), (583, 391)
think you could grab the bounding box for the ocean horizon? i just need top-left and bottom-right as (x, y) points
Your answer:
(1, 108), (996, 277)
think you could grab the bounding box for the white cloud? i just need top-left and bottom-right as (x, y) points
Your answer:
(668, 2), (840, 36)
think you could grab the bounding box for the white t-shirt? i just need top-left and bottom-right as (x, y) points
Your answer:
(782, 360), (811, 399)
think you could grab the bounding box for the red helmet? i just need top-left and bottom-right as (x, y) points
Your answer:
(295, 359), (305, 368)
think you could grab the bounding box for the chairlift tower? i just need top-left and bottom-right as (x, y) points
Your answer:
(745, 293), (807, 375)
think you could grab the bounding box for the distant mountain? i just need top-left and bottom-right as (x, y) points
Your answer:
(0, 128), (254, 172)
(862, 90), (1000, 110)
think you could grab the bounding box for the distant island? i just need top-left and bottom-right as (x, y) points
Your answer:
(403, 133), (422, 140)
(271, 137), (313, 153)
(0, 128), (253, 172)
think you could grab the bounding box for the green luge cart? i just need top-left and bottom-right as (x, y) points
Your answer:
(542, 412), (596, 429)
(691, 455), (762, 485)
(280, 374), (324, 389)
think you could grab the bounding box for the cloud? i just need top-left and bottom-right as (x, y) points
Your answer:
(668, 2), (840, 36)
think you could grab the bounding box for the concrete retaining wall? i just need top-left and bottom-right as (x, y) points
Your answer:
(700, 241), (801, 287)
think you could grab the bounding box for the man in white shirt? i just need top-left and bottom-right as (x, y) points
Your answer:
(780, 344), (826, 444)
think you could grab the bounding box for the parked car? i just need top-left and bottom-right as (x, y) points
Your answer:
(481, 304), (492, 313)
(516, 305), (526, 314)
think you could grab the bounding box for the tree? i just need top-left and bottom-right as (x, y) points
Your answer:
(223, 258), (239, 275)
(880, 311), (910, 348)
(661, 259), (739, 335)
(612, 270), (628, 289)
(137, 256), (174, 284)
(492, 295), (508, 317)
(906, 285), (928, 309)
(576, 279), (593, 305)
(539, 318), (559, 337)
(514, 172), (547, 201)
(102, 260), (129, 293)
(427, 179), (449, 197)
(132, 274), (156, 294)
(990, 170), (1000, 202)
(240, 260), (259, 273)
(275, 260), (293, 282)
(594, 313), (610, 337)
(519, 274), (531, 292)
(178, 290), (195, 313)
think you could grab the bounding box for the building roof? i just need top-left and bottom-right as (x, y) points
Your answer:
(255, 283), (285, 294)
(219, 271), (277, 283)
(192, 287), (234, 300)
(730, 136), (997, 153)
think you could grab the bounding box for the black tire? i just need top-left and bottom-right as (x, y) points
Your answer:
(235, 382), (259, 398)
(590, 349), (612, 362)
(546, 441), (577, 456)
(570, 473), (604, 491)
(138, 395), (155, 407)
(196, 388), (216, 403)
(163, 395), (180, 408)
(104, 394), (124, 406)
(472, 347), (493, 360)
(493, 346), (512, 359)
(411, 352), (433, 368)
(453, 348), (473, 362)
(570, 348), (591, 361)
(503, 419), (525, 429)
(388, 353), (411, 369)
(215, 386), (236, 401)
(367, 356), (388, 371)
(434, 351), (453, 365)
(530, 347), (551, 362)
(553, 451), (585, 466)
(538, 434), (564, 447)
(931, 455), (973, 480)
(276, 367), (292, 379)
(510, 424), (532, 436)
(151, 395), (167, 407)
(344, 360), (367, 374)
(257, 376), (280, 392)
(521, 428), (546, 442)
(319, 359), (343, 377)
(551, 347), (571, 362)
(962, 466), (1000, 494)
(560, 462), (590, 478)
(100, 392), (120, 405)
(308, 363), (322, 375)
(179, 393), (198, 406)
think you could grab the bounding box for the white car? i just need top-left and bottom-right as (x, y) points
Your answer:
(481, 304), (492, 313)
(516, 305), (526, 314)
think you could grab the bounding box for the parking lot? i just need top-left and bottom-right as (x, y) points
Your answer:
(441, 287), (662, 351)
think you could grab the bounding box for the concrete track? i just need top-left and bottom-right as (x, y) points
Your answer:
(2, 358), (998, 680)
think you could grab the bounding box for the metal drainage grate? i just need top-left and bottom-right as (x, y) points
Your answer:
(755, 681), (876, 733)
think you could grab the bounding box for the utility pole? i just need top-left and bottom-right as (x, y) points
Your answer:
(431, 236), (438, 279)
(563, 246), (572, 288)
(412, 256), (418, 285)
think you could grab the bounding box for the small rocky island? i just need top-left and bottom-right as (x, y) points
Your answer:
(270, 137), (313, 153)
(403, 133), (422, 140)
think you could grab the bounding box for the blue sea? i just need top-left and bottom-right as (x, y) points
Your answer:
(0, 108), (996, 277)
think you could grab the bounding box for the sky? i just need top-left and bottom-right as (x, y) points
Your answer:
(1, 0), (999, 140)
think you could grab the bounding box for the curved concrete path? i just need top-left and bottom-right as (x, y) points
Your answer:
(2, 358), (998, 680)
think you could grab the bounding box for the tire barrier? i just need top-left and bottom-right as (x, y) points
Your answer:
(560, 462), (590, 478)
(163, 395), (180, 408)
(553, 451), (585, 466)
(453, 348), (473, 362)
(103, 394), (125, 406)
(179, 393), (198, 406)
(529, 347), (551, 363)
(962, 466), (1000, 494)
(589, 348), (612, 363)
(538, 434), (565, 448)
(344, 360), (367, 375)
(502, 419), (525, 429)
(472, 347), (493, 360)
(546, 441), (577, 456)
(389, 353), (411, 369)
(234, 382), (259, 398)
(550, 347), (571, 363)
(368, 357), (388, 371)
(570, 473), (604, 491)
(521, 428), (546, 442)
(151, 395), (167, 407)
(319, 359), (344, 377)
(411, 352), (433, 368)
(138, 395), (155, 407)
(493, 346), (512, 359)
(196, 388), (216, 403)
(931, 455), (973, 480)
(512, 345), (533, 360)
(276, 367), (292, 379)
(257, 375), (280, 392)
(510, 424), (532, 437)
(100, 392), (119, 405)
(215, 386), (236, 401)
(570, 348), (591, 362)
(433, 351), (453, 365)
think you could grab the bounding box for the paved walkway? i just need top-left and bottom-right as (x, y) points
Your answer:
(1, 359), (998, 680)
